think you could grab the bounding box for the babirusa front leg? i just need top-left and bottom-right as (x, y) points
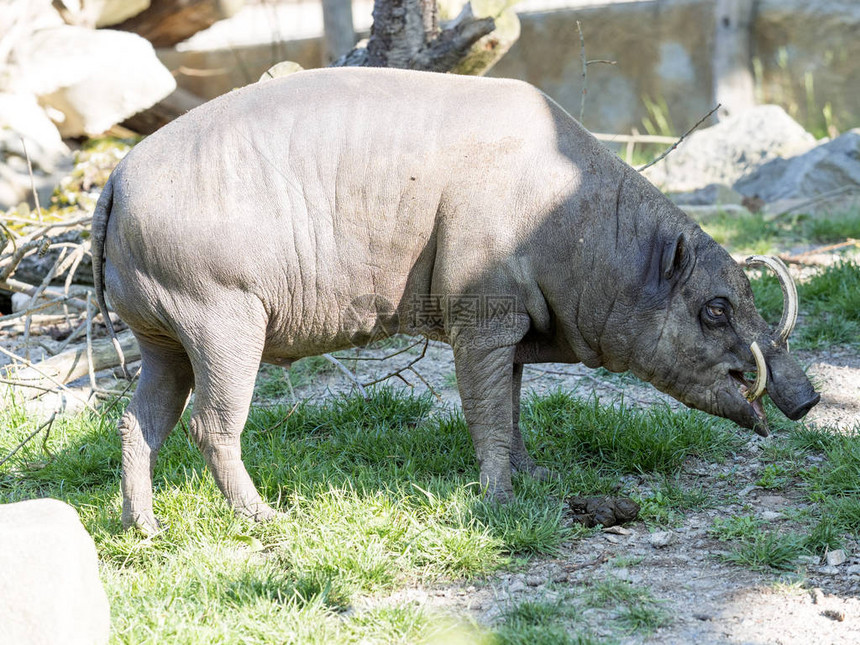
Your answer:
(453, 343), (517, 501)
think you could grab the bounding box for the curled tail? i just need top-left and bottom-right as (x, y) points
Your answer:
(91, 176), (129, 379)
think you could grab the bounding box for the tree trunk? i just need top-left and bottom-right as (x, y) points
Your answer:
(4, 330), (140, 400)
(334, 0), (496, 73)
(113, 0), (243, 48)
(713, 0), (756, 120)
(321, 0), (356, 65)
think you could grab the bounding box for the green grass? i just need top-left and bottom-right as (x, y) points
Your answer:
(584, 579), (670, 635)
(636, 476), (715, 526)
(709, 515), (763, 542)
(493, 598), (593, 645)
(720, 531), (806, 572)
(708, 424), (860, 572)
(2, 377), (857, 641)
(523, 391), (740, 478)
(698, 208), (860, 255)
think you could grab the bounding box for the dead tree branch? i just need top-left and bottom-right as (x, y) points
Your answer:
(637, 104), (721, 172)
(0, 412), (57, 470)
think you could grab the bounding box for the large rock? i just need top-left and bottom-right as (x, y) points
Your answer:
(643, 104), (816, 193)
(0, 93), (72, 210)
(735, 129), (860, 204)
(0, 498), (110, 645)
(50, 0), (152, 28)
(5, 26), (175, 137)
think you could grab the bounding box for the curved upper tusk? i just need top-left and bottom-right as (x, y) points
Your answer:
(746, 255), (798, 345)
(747, 341), (768, 402)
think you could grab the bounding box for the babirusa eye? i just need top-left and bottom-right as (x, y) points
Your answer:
(703, 298), (730, 324)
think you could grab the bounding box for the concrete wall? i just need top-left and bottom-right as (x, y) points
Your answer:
(158, 0), (860, 135)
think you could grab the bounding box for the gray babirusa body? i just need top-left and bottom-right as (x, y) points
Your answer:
(91, 68), (818, 533)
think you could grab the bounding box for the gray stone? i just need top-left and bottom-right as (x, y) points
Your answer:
(0, 498), (110, 645)
(525, 574), (545, 587)
(643, 105), (815, 193)
(735, 129), (860, 207)
(649, 531), (675, 548)
(826, 549), (847, 567)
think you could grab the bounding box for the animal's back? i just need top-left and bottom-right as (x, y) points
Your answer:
(101, 68), (577, 351)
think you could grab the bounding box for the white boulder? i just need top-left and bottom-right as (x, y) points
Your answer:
(0, 92), (72, 209)
(0, 498), (110, 645)
(5, 25), (176, 137)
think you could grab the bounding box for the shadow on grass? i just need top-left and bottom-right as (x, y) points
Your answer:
(1, 386), (745, 553)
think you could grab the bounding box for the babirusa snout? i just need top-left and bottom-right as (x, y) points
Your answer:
(746, 255), (798, 345)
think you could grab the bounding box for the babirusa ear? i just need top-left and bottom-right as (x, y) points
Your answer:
(662, 231), (687, 280)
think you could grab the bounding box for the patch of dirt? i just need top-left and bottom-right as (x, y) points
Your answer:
(277, 340), (860, 643)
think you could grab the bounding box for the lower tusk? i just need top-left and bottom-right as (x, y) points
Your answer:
(747, 341), (768, 401)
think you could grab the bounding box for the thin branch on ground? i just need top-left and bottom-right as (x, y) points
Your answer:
(362, 338), (431, 388)
(322, 353), (368, 398)
(0, 412), (57, 469)
(637, 104), (721, 172)
(98, 367), (141, 419)
(577, 20), (587, 124)
(20, 138), (43, 223)
(765, 185), (860, 221)
(85, 293), (97, 394)
(782, 238), (860, 265)
(0, 344), (99, 413)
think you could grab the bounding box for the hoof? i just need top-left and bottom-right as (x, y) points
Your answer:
(482, 484), (515, 504)
(235, 501), (279, 523)
(511, 457), (558, 483)
(123, 510), (162, 537)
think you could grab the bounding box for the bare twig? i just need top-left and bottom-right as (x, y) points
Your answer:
(0, 221), (17, 254)
(0, 298), (82, 327)
(266, 400), (302, 435)
(782, 239), (860, 264)
(20, 138), (43, 223)
(406, 366), (443, 402)
(338, 338), (425, 361)
(98, 367), (141, 419)
(0, 238), (48, 280)
(764, 185), (860, 221)
(85, 293), (97, 393)
(591, 133), (677, 144)
(637, 104), (721, 172)
(0, 412), (57, 470)
(362, 338), (430, 388)
(0, 378), (59, 392)
(577, 20), (587, 124)
(23, 247), (69, 360)
(322, 353), (368, 398)
(54, 318), (88, 353)
(0, 344), (100, 413)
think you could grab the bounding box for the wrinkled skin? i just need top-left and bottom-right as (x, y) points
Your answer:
(91, 68), (819, 534)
